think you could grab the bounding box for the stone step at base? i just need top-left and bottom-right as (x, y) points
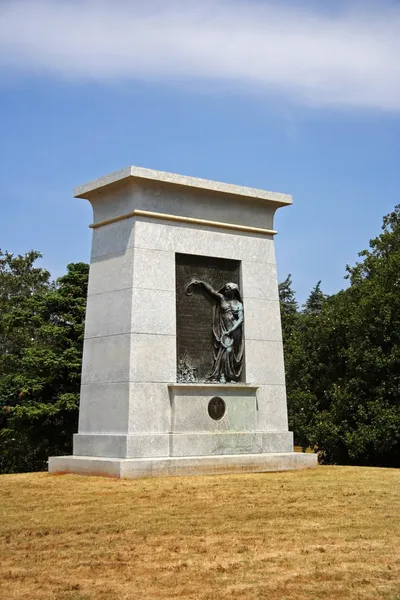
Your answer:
(49, 452), (317, 479)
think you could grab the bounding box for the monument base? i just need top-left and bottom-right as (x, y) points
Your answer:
(48, 452), (317, 479)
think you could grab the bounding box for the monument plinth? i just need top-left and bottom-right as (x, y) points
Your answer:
(49, 166), (317, 477)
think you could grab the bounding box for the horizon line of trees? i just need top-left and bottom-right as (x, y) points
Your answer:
(0, 204), (399, 473)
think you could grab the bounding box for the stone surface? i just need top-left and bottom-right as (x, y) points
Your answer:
(87, 250), (135, 297)
(90, 217), (135, 259)
(169, 384), (258, 433)
(72, 431), (294, 458)
(78, 382), (130, 434)
(241, 261), (279, 301)
(131, 288), (175, 336)
(74, 165), (293, 207)
(49, 452), (317, 479)
(73, 433), (170, 458)
(84, 288), (133, 339)
(169, 431), (294, 457)
(132, 248), (175, 291)
(133, 220), (276, 263)
(245, 341), (286, 385)
(244, 299), (283, 342)
(128, 383), (171, 434)
(87, 181), (280, 232)
(81, 334), (132, 385)
(255, 385), (289, 431)
(84, 288), (176, 340)
(129, 333), (176, 383)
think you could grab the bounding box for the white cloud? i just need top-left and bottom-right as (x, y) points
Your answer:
(0, 0), (399, 111)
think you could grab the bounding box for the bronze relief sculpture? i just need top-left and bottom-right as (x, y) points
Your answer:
(185, 280), (244, 383)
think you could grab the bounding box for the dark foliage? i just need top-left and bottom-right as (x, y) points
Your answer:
(0, 251), (88, 473)
(280, 206), (400, 467)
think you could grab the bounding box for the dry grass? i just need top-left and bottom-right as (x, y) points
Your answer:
(0, 467), (399, 600)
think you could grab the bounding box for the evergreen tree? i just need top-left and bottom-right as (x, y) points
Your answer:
(303, 281), (327, 314)
(278, 275), (312, 449)
(0, 250), (51, 357)
(278, 274), (299, 343)
(0, 254), (88, 473)
(278, 274), (298, 316)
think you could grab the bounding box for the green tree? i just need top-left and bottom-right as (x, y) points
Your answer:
(0, 250), (51, 355)
(303, 281), (327, 315)
(287, 207), (400, 466)
(0, 253), (88, 473)
(279, 274), (298, 319)
(278, 275), (314, 449)
(320, 205), (400, 466)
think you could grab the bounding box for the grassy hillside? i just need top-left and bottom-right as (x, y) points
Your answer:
(0, 466), (399, 600)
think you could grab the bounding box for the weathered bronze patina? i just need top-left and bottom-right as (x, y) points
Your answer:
(176, 253), (244, 383)
(208, 397), (226, 420)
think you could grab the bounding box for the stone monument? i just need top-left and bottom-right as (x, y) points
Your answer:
(49, 166), (317, 478)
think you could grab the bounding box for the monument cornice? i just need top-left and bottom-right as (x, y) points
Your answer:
(74, 165), (293, 207)
(89, 209), (278, 236)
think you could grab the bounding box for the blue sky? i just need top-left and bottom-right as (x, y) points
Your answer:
(0, 0), (399, 304)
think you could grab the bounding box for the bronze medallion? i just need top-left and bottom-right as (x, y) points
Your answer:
(208, 397), (226, 420)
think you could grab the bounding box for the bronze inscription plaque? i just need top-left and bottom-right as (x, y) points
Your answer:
(175, 253), (243, 382)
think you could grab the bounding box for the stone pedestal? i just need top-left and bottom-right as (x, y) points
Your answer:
(49, 166), (317, 478)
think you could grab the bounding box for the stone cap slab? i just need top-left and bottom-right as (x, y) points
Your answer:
(74, 166), (292, 207)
